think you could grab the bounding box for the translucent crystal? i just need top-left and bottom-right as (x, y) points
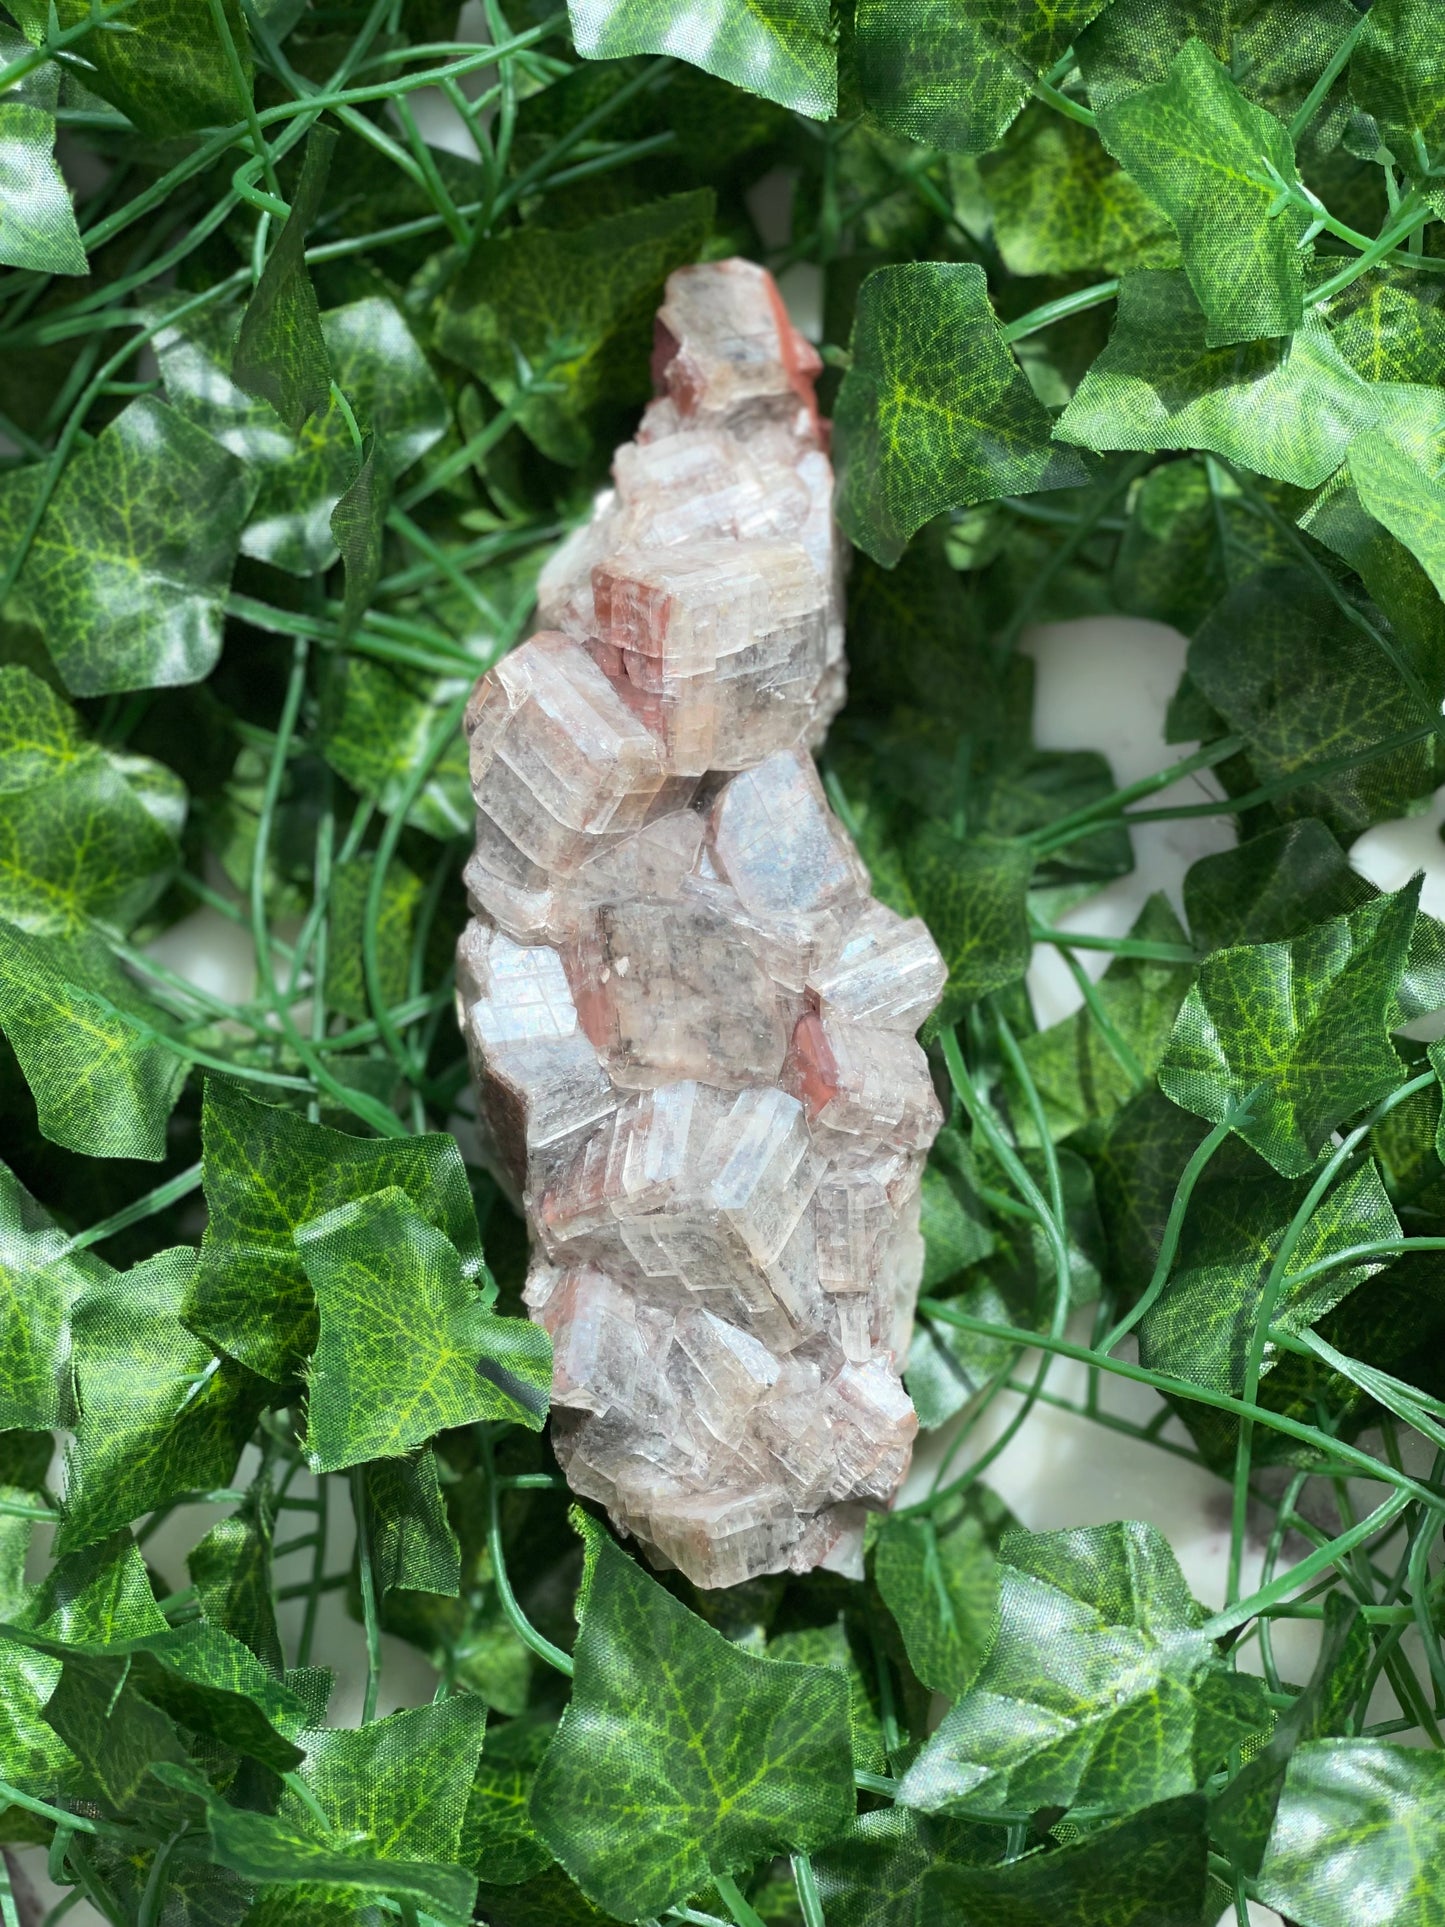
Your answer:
(458, 260), (945, 1586)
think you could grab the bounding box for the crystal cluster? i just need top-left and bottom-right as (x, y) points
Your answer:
(456, 259), (946, 1587)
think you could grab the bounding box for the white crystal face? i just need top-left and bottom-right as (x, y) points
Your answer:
(458, 258), (946, 1588)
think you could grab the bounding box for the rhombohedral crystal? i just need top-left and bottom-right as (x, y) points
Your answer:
(456, 259), (946, 1587)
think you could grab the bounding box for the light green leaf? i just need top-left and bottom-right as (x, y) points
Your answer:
(566, 0), (835, 118)
(60, 1246), (267, 1553)
(437, 191), (714, 465)
(460, 1716), (555, 1884)
(898, 1521), (1268, 1815)
(834, 262), (1088, 567)
(0, 923), (189, 1160)
(364, 1447), (461, 1598)
(1349, 424), (1445, 603)
(874, 1505), (999, 1700)
(316, 656), (472, 840)
(0, 1157), (103, 1433)
(190, 1079), (485, 1383)
(1056, 271), (1378, 487)
(20, 1532), (167, 1646)
(1327, 265), (1445, 384)
(1096, 38), (1306, 345)
(904, 828), (1033, 1026)
(233, 127), (336, 435)
(323, 852), (421, 1026)
(289, 1696), (489, 1866)
(1350, 0), (1445, 191)
(0, 398), (255, 696)
(0, 30), (86, 275)
(855, 0), (1110, 156)
(1257, 1739), (1445, 1927)
(45, 0), (252, 137)
(297, 1188), (550, 1473)
(1158, 881), (1420, 1179)
(530, 1522), (854, 1921)
(766, 1618), (888, 1777)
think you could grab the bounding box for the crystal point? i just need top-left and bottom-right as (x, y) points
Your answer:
(459, 260), (944, 1586)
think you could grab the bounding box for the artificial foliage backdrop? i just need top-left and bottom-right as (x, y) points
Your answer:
(1, 1), (1445, 1924)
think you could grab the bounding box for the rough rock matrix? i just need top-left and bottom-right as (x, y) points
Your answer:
(456, 259), (946, 1587)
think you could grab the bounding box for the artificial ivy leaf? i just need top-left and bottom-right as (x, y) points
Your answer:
(19, 1531), (166, 1646)
(156, 295), (448, 578)
(1158, 880), (1420, 1179)
(979, 106), (1177, 278)
(459, 1716), (555, 1884)
(0, 665), (184, 939)
(1056, 271), (1378, 488)
(1348, 425), (1445, 604)
(1111, 457), (1297, 635)
(0, 923), (188, 1160)
(1256, 1739), (1445, 1927)
(904, 827), (1033, 1026)
(44, 0), (252, 137)
(1327, 266), (1445, 384)
(1303, 467), (1445, 680)
(297, 1187), (550, 1473)
(437, 191), (714, 465)
(811, 1806), (1010, 1927)
(364, 1447), (461, 1598)
(0, 397), (254, 695)
(289, 1696), (489, 1866)
(1350, 0), (1445, 195)
(530, 1521), (853, 1920)
(1186, 568), (1438, 841)
(40, 1652), (194, 1824)
(834, 262), (1088, 567)
(330, 433), (390, 635)
(188, 1496), (285, 1674)
(59, 1247), (266, 1553)
(1018, 894), (1196, 1143)
(233, 127), (337, 434)
(874, 1504), (999, 1699)
(0, 1157), (103, 1433)
(899, 1522), (1267, 1815)
(920, 1127), (995, 1289)
(766, 1617), (887, 1777)
(854, 0), (1110, 157)
(925, 1792), (1209, 1927)
(190, 1079), (484, 1383)
(567, 0), (834, 117)
(316, 657), (471, 839)
(323, 852), (421, 1025)
(1213, 1594), (1368, 1877)
(0, 1636), (80, 1818)
(1097, 39), (1306, 345)
(472, 1863), (620, 1927)
(0, 29), (86, 275)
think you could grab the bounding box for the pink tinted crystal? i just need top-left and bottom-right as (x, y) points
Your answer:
(457, 259), (945, 1587)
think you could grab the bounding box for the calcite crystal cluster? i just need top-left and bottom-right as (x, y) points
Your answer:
(456, 259), (947, 1587)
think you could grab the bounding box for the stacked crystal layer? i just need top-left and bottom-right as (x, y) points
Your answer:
(456, 258), (947, 1588)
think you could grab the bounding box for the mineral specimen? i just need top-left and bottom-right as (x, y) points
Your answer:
(457, 258), (946, 1588)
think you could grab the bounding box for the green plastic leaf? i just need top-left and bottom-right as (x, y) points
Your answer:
(0, 924), (188, 1160)
(323, 852), (421, 1025)
(191, 1079), (485, 1383)
(364, 1448), (461, 1597)
(874, 1506), (999, 1699)
(40, 1652), (195, 1823)
(1056, 271), (1379, 487)
(290, 1696), (488, 1865)
(297, 1187), (550, 1473)
(0, 29), (86, 275)
(834, 262), (1088, 567)
(1327, 266), (1445, 384)
(1111, 457), (1298, 634)
(233, 127), (337, 434)
(904, 828), (1033, 1026)
(0, 397), (254, 695)
(920, 1127), (995, 1289)
(20, 1531), (166, 1645)
(1097, 38), (1306, 345)
(530, 1524), (853, 1920)
(46, 0), (252, 138)
(811, 1806), (1009, 1927)
(1184, 567), (1438, 841)
(156, 295), (448, 578)
(188, 1496), (284, 1674)
(1158, 880), (1420, 1179)
(1349, 424), (1445, 604)
(1350, 0), (1445, 191)
(1303, 466), (1445, 682)
(925, 1793), (1209, 1927)
(438, 191), (714, 465)
(766, 1617), (887, 1777)
(1213, 1594), (1368, 1877)
(460, 1717), (555, 1885)
(60, 1246), (266, 1553)
(855, 0), (1110, 156)
(898, 1521), (1268, 1814)
(316, 657), (472, 839)
(566, 0), (834, 117)
(979, 106), (1178, 278)
(1256, 1739), (1445, 1927)
(0, 1157), (102, 1433)
(0, 665), (183, 939)
(330, 433), (390, 635)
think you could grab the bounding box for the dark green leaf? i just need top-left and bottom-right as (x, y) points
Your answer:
(323, 852), (420, 1025)
(566, 0), (835, 117)
(1327, 266), (1445, 384)
(920, 1127), (996, 1289)
(191, 1079), (484, 1383)
(1110, 458), (1297, 634)
(297, 1187), (550, 1472)
(1256, 1739), (1445, 1927)
(316, 656), (472, 839)
(765, 1617), (887, 1777)
(436, 191), (714, 465)
(290, 1695), (488, 1864)
(188, 1497), (285, 1674)
(874, 1505), (999, 1699)
(1097, 39), (1306, 345)
(0, 30), (86, 275)
(460, 1716), (555, 1884)
(855, 0), (1110, 156)
(812, 1806), (1008, 1927)
(530, 1521), (853, 1921)
(835, 262), (1088, 567)
(0, 398), (254, 695)
(233, 127), (337, 434)
(40, 1653), (194, 1823)
(364, 1447), (461, 1597)
(1159, 879), (1419, 1178)
(904, 827), (1033, 1025)
(20, 1530), (166, 1646)
(46, 0), (252, 137)
(898, 1521), (1268, 1814)
(1350, 0), (1445, 192)
(330, 432), (390, 635)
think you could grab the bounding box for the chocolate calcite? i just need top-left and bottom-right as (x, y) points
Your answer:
(457, 258), (946, 1587)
